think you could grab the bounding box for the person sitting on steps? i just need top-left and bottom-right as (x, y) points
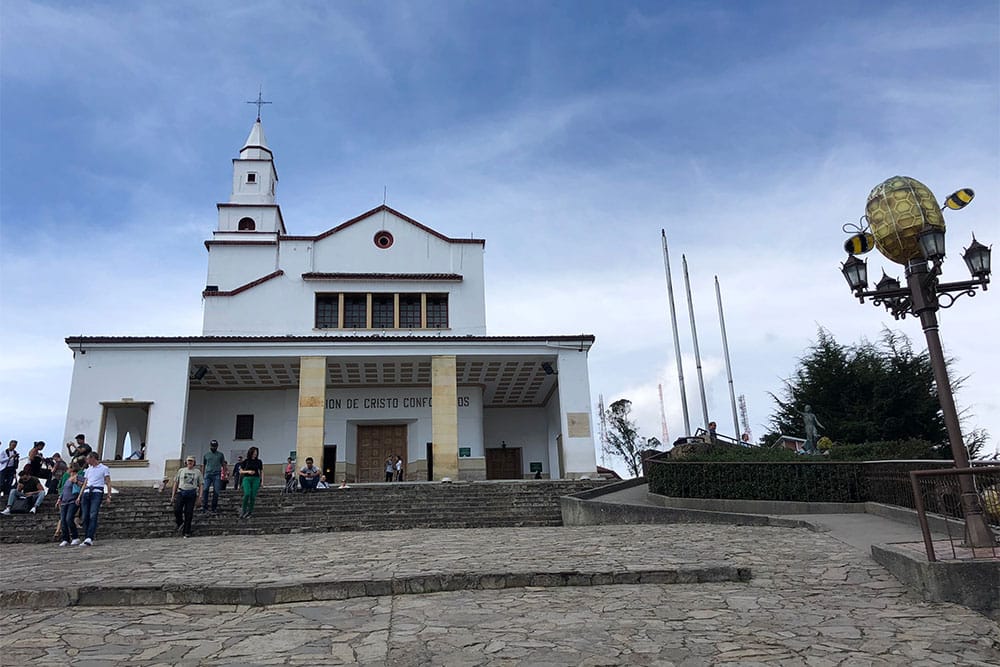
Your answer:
(2, 467), (47, 515)
(299, 457), (321, 492)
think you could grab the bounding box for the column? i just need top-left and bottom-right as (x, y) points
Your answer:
(431, 355), (459, 479)
(555, 350), (599, 478)
(296, 356), (326, 469)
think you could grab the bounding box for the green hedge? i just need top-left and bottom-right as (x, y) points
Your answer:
(646, 459), (952, 505)
(648, 461), (865, 502)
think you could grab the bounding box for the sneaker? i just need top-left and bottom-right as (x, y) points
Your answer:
(30, 507), (36, 514)
(183, 534), (190, 539)
(59, 540), (69, 547)
(70, 539), (80, 546)
(82, 538), (93, 546)
(0, 508), (10, 515)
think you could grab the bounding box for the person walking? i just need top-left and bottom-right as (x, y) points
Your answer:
(384, 457), (394, 482)
(394, 455), (403, 482)
(76, 452), (112, 546)
(55, 463), (82, 546)
(239, 447), (263, 519)
(172, 456), (204, 538)
(233, 455), (244, 490)
(201, 440), (225, 514)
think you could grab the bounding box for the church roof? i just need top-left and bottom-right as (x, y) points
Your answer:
(66, 334), (595, 345)
(241, 119), (272, 157)
(282, 205), (485, 245)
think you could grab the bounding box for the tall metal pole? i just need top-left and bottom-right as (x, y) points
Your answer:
(682, 255), (710, 430)
(661, 230), (690, 436)
(715, 276), (740, 439)
(906, 260), (995, 547)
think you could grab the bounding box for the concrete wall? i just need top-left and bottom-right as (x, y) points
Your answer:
(63, 347), (191, 484)
(184, 388), (299, 465)
(555, 349), (598, 478)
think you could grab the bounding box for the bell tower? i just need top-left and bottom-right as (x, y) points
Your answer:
(214, 112), (285, 236)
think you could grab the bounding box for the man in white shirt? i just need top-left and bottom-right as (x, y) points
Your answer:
(76, 452), (112, 546)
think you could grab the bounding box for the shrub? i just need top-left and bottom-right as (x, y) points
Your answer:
(826, 439), (946, 461)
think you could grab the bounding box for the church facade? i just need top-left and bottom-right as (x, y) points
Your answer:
(63, 119), (599, 484)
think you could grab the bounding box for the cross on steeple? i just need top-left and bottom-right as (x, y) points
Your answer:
(246, 87), (272, 121)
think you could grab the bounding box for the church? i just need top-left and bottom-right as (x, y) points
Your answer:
(63, 117), (599, 485)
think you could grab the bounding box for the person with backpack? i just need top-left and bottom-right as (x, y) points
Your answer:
(55, 463), (82, 546)
(1, 467), (47, 515)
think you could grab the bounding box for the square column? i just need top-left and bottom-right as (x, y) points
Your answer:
(431, 355), (459, 479)
(296, 356), (327, 468)
(556, 349), (599, 478)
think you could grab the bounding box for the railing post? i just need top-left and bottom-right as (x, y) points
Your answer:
(909, 471), (937, 562)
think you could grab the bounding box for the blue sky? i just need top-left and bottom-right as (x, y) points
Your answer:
(2, 1), (998, 464)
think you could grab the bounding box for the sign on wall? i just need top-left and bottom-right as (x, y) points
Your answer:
(529, 462), (543, 473)
(326, 392), (472, 411)
(567, 412), (591, 438)
(459, 447), (471, 458)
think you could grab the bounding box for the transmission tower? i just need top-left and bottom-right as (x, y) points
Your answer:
(738, 394), (752, 443)
(658, 384), (669, 446)
(597, 394), (609, 467)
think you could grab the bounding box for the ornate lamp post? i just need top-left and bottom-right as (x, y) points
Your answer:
(840, 176), (994, 547)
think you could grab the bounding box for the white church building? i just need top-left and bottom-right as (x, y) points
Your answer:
(63, 118), (599, 485)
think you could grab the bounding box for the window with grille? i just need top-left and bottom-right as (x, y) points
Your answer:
(372, 295), (394, 328)
(343, 294), (367, 328)
(315, 294), (339, 329)
(399, 294), (421, 328)
(426, 294), (449, 328)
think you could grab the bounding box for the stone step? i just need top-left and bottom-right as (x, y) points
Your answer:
(0, 480), (605, 543)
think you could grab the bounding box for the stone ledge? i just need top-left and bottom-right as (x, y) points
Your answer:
(0, 565), (751, 609)
(871, 543), (1000, 622)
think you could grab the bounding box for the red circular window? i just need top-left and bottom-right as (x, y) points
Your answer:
(374, 231), (394, 249)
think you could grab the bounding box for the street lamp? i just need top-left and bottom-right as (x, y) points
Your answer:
(840, 175), (995, 548)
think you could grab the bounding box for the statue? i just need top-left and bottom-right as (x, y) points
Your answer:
(798, 405), (824, 454)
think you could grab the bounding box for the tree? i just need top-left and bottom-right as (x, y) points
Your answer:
(602, 399), (648, 478)
(765, 328), (957, 447)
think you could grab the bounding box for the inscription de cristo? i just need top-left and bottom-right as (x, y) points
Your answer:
(327, 396), (471, 410)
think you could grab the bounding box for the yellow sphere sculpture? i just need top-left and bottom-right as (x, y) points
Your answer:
(865, 176), (946, 265)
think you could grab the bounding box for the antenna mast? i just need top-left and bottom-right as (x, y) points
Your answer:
(738, 394), (752, 443)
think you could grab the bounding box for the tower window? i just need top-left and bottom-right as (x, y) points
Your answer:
(237, 217), (256, 231)
(246, 173), (257, 184)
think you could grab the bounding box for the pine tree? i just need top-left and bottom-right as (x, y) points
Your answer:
(765, 328), (949, 446)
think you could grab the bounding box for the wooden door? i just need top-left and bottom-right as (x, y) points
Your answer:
(485, 447), (523, 480)
(357, 425), (407, 482)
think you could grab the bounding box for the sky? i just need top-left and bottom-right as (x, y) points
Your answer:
(2, 0), (999, 469)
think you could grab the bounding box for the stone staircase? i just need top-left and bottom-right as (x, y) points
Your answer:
(0, 480), (607, 544)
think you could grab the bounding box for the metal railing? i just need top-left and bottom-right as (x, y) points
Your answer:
(909, 466), (1000, 562)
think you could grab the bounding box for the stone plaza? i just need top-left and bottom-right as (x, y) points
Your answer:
(1, 523), (998, 665)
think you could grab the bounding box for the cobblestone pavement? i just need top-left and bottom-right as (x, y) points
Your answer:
(1, 525), (998, 665)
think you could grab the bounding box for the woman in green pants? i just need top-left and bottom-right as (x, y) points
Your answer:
(239, 446), (263, 519)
